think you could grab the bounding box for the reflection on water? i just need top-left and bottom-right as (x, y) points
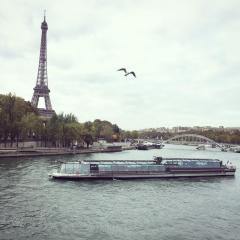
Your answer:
(0, 144), (240, 240)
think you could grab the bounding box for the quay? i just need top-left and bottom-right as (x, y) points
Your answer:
(0, 145), (135, 158)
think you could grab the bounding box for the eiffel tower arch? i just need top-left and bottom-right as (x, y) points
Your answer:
(31, 13), (55, 119)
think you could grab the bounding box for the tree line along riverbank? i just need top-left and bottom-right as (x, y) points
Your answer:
(0, 93), (139, 150)
(1, 93), (239, 153)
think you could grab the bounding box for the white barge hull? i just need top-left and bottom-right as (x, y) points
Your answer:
(50, 171), (235, 180)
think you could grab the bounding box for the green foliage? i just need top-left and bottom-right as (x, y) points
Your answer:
(46, 113), (82, 147)
(0, 93), (141, 147)
(0, 93), (38, 146)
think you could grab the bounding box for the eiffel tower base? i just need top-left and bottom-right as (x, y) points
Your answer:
(38, 108), (55, 119)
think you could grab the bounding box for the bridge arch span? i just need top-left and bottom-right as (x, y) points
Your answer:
(165, 134), (221, 148)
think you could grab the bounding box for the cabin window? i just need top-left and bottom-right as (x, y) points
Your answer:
(60, 164), (66, 173)
(197, 161), (208, 166)
(125, 165), (138, 171)
(99, 164), (112, 172)
(81, 164), (90, 174)
(65, 163), (74, 173)
(73, 163), (80, 173)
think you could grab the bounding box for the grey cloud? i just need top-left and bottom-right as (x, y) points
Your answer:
(1, 0), (240, 129)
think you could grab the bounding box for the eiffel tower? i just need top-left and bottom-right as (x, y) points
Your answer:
(31, 13), (55, 118)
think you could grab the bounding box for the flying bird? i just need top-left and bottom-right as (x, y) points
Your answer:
(117, 68), (136, 78)
(117, 68), (127, 74)
(124, 71), (136, 78)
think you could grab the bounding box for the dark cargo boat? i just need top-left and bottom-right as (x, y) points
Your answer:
(136, 143), (164, 150)
(49, 157), (236, 180)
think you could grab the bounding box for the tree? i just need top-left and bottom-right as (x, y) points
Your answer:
(0, 93), (38, 146)
(83, 134), (93, 148)
(20, 113), (42, 142)
(93, 119), (103, 139)
(100, 125), (114, 142)
(46, 113), (80, 147)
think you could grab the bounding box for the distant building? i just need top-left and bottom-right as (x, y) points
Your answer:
(137, 126), (240, 134)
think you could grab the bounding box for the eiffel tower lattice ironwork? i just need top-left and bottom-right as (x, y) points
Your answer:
(31, 13), (55, 118)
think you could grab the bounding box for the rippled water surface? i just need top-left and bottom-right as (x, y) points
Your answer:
(1, 144), (240, 240)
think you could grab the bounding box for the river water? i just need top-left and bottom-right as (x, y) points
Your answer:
(0, 144), (240, 240)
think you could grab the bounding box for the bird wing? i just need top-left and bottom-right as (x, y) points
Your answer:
(117, 68), (127, 73)
(129, 71), (136, 77)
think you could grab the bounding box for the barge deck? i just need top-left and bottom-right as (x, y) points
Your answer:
(49, 157), (236, 180)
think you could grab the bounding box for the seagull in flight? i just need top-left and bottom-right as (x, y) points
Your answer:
(117, 68), (136, 78)
(117, 68), (127, 74)
(124, 71), (136, 78)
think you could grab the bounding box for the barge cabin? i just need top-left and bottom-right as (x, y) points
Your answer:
(49, 157), (236, 180)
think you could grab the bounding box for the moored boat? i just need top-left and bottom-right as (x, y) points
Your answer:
(196, 145), (206, 150)
(136, 142), (164, 150)
(136, 144), (148, 150)
(49, 157), (236, 180)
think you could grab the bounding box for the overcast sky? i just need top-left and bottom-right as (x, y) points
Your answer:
(0, 0), (240, 130)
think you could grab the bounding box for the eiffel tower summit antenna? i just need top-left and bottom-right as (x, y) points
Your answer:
(44, 9), (46, 21)
(31, 12), (55, 119)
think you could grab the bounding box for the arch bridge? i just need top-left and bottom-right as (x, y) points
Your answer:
(165, 134), (221, 148)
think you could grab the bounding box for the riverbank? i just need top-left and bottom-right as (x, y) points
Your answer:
(0, 146), (136, 158)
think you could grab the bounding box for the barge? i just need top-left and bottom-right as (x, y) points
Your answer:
(136, 142), (164, 150)
(49, 157), (236, 180)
